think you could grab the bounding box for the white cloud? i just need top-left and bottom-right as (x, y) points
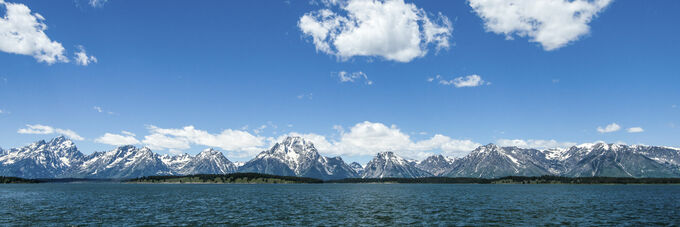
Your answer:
(337, 71), (373, 85)
(298, 0), (452, 62)
(253, 125), (267, 134)
(89, 0), (108, 8)
(142, 125), (266, 156)
(0, 0), (68, 64)
(93, 106), (115, 115)
(496, 139), (576, 149)
(17, 124), (84, 140)
(437, 74), (489, 88)
(0, 109), (4, 114)
(277, 121), (480, 160)
(74, 45), (97, 66)
(95, 132), (140, 146)
(627, 127), (644, 133)
(469, 0), (613, 50)
(597, 122), (621, 133)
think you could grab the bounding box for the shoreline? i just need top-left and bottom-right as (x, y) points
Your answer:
(5, 174), (680, 185)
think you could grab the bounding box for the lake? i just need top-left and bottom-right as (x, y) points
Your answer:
(1, 184), (679, 225)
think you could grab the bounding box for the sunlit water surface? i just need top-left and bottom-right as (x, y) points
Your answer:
(1, 184), (679, 225)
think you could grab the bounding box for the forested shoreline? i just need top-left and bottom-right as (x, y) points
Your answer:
(4, 174), (680, 184)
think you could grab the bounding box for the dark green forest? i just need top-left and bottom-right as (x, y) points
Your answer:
(3, 174), (680, 184)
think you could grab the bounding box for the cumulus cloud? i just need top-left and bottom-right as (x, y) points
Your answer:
(142, 125), (266, 156)
(431, 74), (490, 88)
(17, 124), (84, 140)
(597, 123), (621, 133)
(627, 127), (644, 133)
(496, 139), (576, 149)
(276, 121), (480, 159)
(0, 0), (69, 64)
(469, 0), (613, 50)
(95, 131), (140, 146)
(74, 45), (97, 66)
(298, 0), (452, 62)
(337, 71), (373, 85)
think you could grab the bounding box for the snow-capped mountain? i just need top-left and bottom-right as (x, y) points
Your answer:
(349, 162), (364, 176)
(75, 145), (173, 178)
(233, 161), (246, 168)
(362, 151), (432, 178)
(444, 144), (554, 178)
(560, 143), (680, 177)
(174, 148), (237, 175)
(416, 154), (455, 176)
(2, 137), (679, 179)
(0, 136), (84, 178)
(160, 153), (193, 171)
(441, 143), (680, 178)
(238, 136), (358, 180)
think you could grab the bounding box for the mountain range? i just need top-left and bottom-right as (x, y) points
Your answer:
(1, 136), (679, 179)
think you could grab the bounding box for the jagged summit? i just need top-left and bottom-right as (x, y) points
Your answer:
(362, 151), (431, 178)
(349, 162), (364, 175)
(416, 154), (454, 176)
(1, 137), (679, 179)
(240, 136), (358, 180)
(0, 136), (83, 178)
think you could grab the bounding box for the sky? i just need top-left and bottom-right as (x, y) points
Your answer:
(0, 0), (678, 164)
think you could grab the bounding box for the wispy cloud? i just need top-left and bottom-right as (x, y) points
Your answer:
(17, 124), (84, 140)
(336, 71), (373, 85)
(95, 131), (141, 146)
(430, 74), (490, 88)
(88, 0), (108, 8)
(93, 106), (116, 115)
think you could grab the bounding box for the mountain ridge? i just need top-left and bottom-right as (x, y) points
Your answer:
(1, 136), (679, 179)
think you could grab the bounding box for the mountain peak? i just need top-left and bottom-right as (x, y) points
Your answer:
(377, 151), (397, 157)
(51, 135), (68, 142)
(118, 145), (137, 151)
(281, 136), (310, 146)
(473, 143), (500, 153)
(198, 148), (222, 157)
(363, 151), (431, 178)
(483, 143), (499, 148)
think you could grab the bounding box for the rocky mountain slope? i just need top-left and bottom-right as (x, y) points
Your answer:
(1, 136), (679, 179)
(238, 137), (358, 180)
(415, 154), (455, 176)
(362, 151), (432, 178)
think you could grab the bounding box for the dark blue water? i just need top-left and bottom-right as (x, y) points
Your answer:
(1, 184), (679, 226)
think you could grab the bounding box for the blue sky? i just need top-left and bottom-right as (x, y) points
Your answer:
(0, 0), (678, 163)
